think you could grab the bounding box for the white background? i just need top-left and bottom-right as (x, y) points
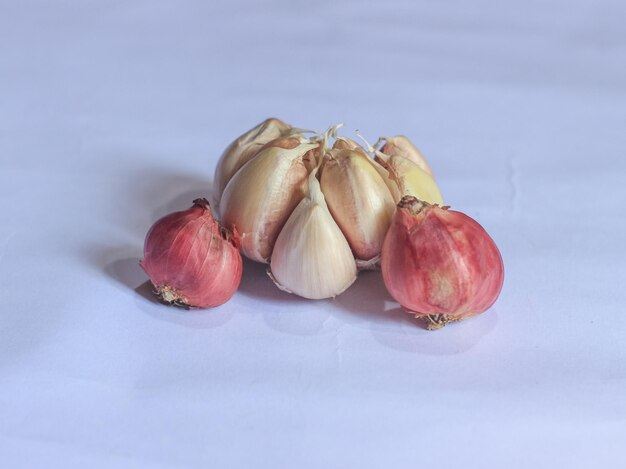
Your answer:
(2, 1), (626, 467)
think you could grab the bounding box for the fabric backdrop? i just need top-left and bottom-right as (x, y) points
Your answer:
(1, 1), (625, 467)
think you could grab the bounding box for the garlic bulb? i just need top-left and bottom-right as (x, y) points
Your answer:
(378, 135), (433, 176)
(269, 169), (357, 299)
(213, 118), (292, 208)
(219, 136), (319, 263)
(320, 149), (396, 267)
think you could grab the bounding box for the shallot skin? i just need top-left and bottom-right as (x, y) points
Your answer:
(381, 196), (504, 329)
(140, 199), (242, 308)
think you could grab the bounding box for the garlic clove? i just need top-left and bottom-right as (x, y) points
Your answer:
(269, 168), (357, 299)
(376, 154), (444, 205)
(213, 118), (292, 208)
(219, 136), (320, 263)
(379, 135), (434, 177)
(321, 149), (396, 265)
(368, 159), (402, 204)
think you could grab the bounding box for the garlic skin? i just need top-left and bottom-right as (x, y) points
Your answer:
(379, 135), (433, 176)
(332, 136), (368, 155)
(213, 118), (292, 208)
(381, 196), (504, 329)
(269, 170), (357, 299)
(219, 136), (319, 263)
(376, 153), (444, 205)
(320, 149), (396, 266)
(369, 159), (402, 203)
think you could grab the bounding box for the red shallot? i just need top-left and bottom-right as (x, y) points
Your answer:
(381, 196), (504, 329)
(140, 198), (242, 308)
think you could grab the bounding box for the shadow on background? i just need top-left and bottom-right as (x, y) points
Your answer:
(238, 258), (334, 336)
(370, 308), (499, 355)
(95, 167), (497, 347)
(103, 255), (234, 329)
(332, 270), (497, 355)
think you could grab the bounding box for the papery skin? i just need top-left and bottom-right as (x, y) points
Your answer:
(380, 135), (433, 176)
(219, 136), (319, 263)
(369, 160), (402, 203)
(213, 118), (291, 208)
(381, 196), (504, 328)
(321, 149), (396, 264)
(332, 136), (368, 155)
(140, 198), (242, 308)
(269, 173), (357, 300)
